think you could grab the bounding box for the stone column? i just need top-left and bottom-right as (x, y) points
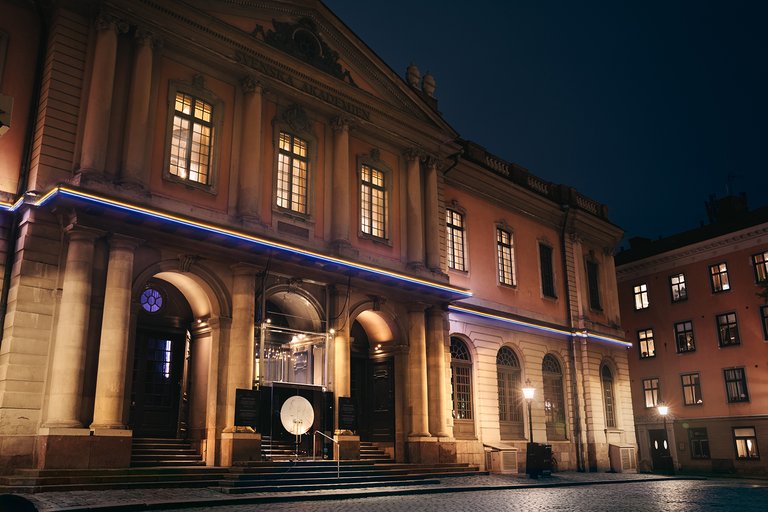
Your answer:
(405, 149), (424, 269)
(424, 157), (441, 271)
(121, 29), (154, 186)
(426, 307), (449, 438)
(90, 235), (141, 429)
(223, 264), (259, 430)
(80, 14), (123, 173)
(44, 227), (102, 427)
(330, 285), (351, 426)
(406, 306), (429, 437)
(331, 117), (351, 248)
(237, 77), (263, 220)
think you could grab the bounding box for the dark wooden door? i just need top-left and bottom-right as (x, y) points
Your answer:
(130, 330), (185, 437)
(369, 358), (394, 442)
(649, 428), (673, 472)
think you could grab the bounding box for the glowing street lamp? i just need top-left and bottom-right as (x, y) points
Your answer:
(522, 379), (535, 443)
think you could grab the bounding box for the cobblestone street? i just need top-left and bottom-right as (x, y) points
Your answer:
(156, 479), (768, 512)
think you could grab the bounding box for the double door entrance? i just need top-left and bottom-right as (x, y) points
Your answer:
(350, 357), (395, 443)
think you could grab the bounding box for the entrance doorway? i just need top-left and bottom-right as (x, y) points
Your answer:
(350, 321), (394, 443)
(649, 428), (674, 472)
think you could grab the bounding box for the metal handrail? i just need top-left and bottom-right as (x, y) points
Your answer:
(312, 430), (340, 478)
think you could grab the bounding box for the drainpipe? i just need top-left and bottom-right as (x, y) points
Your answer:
(560, 204), (585, 472)
(0, 2), (48, 347)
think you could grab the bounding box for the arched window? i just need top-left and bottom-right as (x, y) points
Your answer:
(497, 346), (523, 439)
(542, 354), (566, 440)
(601, 365), (616, 428)
(450, 337), (474, 438)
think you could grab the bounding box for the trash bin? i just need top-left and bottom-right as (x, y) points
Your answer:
(525, 442), (553, 478)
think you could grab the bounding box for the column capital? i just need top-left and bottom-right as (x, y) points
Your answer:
(134, 28), (156, 47)
(330, 115), (353, 132)
(108, 233), (143, 250)
(404, 147), (423, 162)
(240, 75), (263, 95)
(95, 13), (129, 34)
(64, 224), (106, 242)
(231, 262), (261, 276)
(421, 153), (439, 169)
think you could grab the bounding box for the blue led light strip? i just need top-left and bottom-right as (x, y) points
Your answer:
(27, 186), (472, 297)
(448, 305), (632, 347)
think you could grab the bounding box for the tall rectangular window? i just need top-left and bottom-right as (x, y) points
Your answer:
(496, 228), (516, 286)
(446, 209), (466, 271)
(539, 243), (556, 298)
(169, 92), (213, 185)
(716, 312), (740, 347)
(674, 321), (696, 353)
(724, 368), (749, 403)
(360, 164), (387, 239)
(753, 251), (768, 283)
(643, 378), (660, 408)
(277, 131), (309, 214)
(586, 260), (602, 310)
(670, 273), (687, 302)
(634, 283), (649, 310)
(689, 428), (710, 459)
(762, 306), (768, 341)
(734, 427), (759, 459)
(681, 373), (703, 405)
(709, 262), (731, 292)
(637, 328), (655, 359)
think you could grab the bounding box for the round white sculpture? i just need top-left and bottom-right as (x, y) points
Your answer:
(280, 395), (314, 435)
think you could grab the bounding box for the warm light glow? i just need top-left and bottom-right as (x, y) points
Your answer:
(522, 379), (535, 401)
(657, 405), (669, 416)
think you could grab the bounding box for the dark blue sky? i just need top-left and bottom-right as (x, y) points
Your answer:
(323, 0), (768, 243)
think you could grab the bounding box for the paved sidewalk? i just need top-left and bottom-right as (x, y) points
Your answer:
(3, 472), (701, 512)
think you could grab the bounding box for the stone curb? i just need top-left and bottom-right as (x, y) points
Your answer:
(28, 476), (705, 512)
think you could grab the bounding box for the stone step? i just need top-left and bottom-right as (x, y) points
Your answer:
(220, 477), (442, 494)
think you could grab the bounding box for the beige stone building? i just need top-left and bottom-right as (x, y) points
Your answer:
(0, 0), (635, 473)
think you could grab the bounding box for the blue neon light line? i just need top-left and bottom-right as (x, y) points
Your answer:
(31, 186), (472, 297)
(448, 305), (632, 347)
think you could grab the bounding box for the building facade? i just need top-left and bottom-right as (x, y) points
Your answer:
(0, 0), (634, 473)
(616, 197), (768, 475)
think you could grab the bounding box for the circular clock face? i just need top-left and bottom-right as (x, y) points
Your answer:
(280, 395), (314, 435)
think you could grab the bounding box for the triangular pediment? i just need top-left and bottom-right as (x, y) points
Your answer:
(180, 0), (456, 139)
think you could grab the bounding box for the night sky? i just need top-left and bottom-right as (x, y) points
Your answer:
(323, 0), (768, 244)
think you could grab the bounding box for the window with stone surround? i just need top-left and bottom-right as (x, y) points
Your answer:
(709, 262), (731, 293)
(681, 373), (702, 405)
(359, 163), (387, 239)
(633, 283), (649, 310)
(496, 346), (523, 439)
(674, 320), (696, 353)
(724, 367), (749, 403)
(689, 428), (710, 459)
(670, 273), (687, 302)
(733, 427), (759, 459)
(643, 377), (661, 408)
(716, 312), (740, 347)
(638, 328), (656, 359)
(753, 250), (768, 283)
(496, 228), (516, 286)
(446, 209), (466, 271)
(276, 131), (309, 214)
(542, 354), (566, 440)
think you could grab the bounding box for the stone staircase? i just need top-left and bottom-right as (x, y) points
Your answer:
(130, 437), (205, 467)
(359, 441), (390, 462)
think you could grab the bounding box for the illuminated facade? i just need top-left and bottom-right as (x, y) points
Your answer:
(0, 0), (634, 473)
(617, 197), (768, 475)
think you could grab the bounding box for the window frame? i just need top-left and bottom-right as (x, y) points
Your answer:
(681, 372), (703, 406)
(357, 158), (390, 242)
(450, 337), (474, 422)
(689, 428), (710, 459)
(539, 243), (556, 299)
(496, 346), (524, 439)
(733, 427), (759, 460)
(446, 208), (467, 272)
(163, 81), (223, 193)
(637, 328), (656, 359)
(709, 262), (731, 293)
(601, 365), (616, 429)
(674, 320), (696, 353)
(752, 250), (768, 284)
(496, 227), (517, 287)
(716, 312), (740, 347)
(724, 367), (749, 403)
(275, 130), (311, 216)
(542, 354), (567, 440)
(642, 377), (661, 408)
(586, 258), (602, 311)
(633, 283), (650, 310)
(669, 273), (687, 303)
(761, 305), (768, 341)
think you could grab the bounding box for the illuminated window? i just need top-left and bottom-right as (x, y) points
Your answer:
(637, 328), (655, 358)
(277, 131), (309, 214)
(586, 259), (601, 310)
(140, 288), (164, 313)
(674, 320), (695, 353)
(601, 365), (616, 428)
(450, 337), (473, 420)
(670, 273), (687, 302)
(446, 209), (466, 271)
(733, 427), (759, 459)
(753, 251), (768, 283)
(496, 228), (516, 286)
(709, 262), (730, 293)
(168, 92), (214, 185)
(689, 428), (710, 459)
(724, 368), (749, 403)
(542, 354), (566, 440)
(716, 312), (740, 347)
(539, 244), (556, 298)
(496, 347), (522, 433)
(633, 283), (649, 310)
(360, 164), (387, 239)
(682, 373), (703, 405)
(643, 378), (660, 408)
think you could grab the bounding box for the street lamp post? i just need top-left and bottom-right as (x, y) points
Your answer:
(522, 379), (536, 478)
